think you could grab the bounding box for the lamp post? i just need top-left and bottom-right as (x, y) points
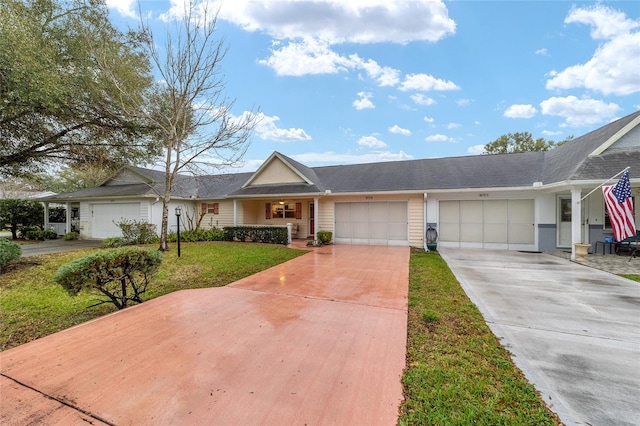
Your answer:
(175, 206), (182, 257)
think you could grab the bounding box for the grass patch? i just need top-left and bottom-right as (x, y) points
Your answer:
(399, 250), (560, 425)
(621, 274), (640, 283)
(0, 242), (305, 351)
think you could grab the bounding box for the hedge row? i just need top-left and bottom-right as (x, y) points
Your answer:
(223, 226), (288, 245)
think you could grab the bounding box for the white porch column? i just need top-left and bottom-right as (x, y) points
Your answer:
(65, 202), (71, 234)
(44, 202), (50, 231)
(233, 200), (238, 226)
(314, 197), (319, 244)
(571, 187), (582, 261)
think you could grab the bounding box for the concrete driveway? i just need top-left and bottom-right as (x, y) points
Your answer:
(0, 245), (408, 425)
(18, 239), (104, 257)
(439, 248), (640, 426)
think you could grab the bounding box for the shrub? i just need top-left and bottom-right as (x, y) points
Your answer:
(42, 229), (58, 240)
(53, 247), (163, 310)
(115, 219), (158, 245)
(103, 237), (126, 248)
(223, 226), (288, 245)
(317, 230), (333, 245)
(0, 199), (44, 239)
(170, 228), (225, 243)
(64, 231), (79, 241)
(0, 238), (22, 272)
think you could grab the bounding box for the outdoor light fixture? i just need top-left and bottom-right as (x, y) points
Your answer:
(175, 206), (182, 257)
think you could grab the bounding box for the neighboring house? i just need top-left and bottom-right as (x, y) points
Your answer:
(41, 110), (640, 259)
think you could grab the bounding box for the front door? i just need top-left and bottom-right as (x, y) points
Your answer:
(558, 197), (572, 247)
(308, 202), (315, 236)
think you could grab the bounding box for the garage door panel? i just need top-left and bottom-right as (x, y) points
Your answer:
(484, 224), (507, 243)
(92, 203), (141, 239)
(460, 201), (482, 223)
(334, 202), (408, 246)
(439, 199), (534, 248)
(461, 223), (483, 243)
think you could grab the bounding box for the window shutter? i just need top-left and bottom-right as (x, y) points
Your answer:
(265, 203), (271, 219)
(295, 202), (302, 220)
(213, 203), (219, 215)
(201, 203), (207, 214)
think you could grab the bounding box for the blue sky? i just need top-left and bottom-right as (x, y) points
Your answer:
(106, 0), (640, 172)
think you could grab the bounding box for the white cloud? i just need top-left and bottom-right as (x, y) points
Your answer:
(258, 38), (353, 76)
(400, 73), (460, 92)
(352, 55), (401, 87)
(253, 113), (312, 142)
(411, 94), (436, 106)
(542, 130), (563, 137)
(353, 92), (375, 110)
(457, 98), (472, 107)
(425, 134), (455, 143)
(446, 123), (461, 129)
(106, 0), (137, 18)
(217, 0), (455, 44)
(423, 116), (435, 123)
(565, 4), (639, 39)
(358, 135), (387, 148)
(389, 125), (411, 136)
(546, 6), (640, 96)
(535, 48), (548, 56)
(504, 104), (538, 119)
(539, 96), (621, 127)
(467, 145), (486, 155)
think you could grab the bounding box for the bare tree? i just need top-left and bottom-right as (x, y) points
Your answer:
(101, 1), (258, 250)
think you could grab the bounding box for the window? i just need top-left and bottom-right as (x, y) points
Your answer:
(267, 202), (303, 219)
(271, 203), (296, 219)
(201, 202), (219, 215)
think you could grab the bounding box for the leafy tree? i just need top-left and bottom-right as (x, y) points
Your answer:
(0, 0), (161, 176)
(484, 132), (559, 154)
(53, 247), (163, 310)
(0, 199), (44, 239)
(31, 163), (120, 193)
(120, 2), (259, 251)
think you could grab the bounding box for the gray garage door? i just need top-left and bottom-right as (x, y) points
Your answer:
(439, 199), (535, 249)
(334, 202), (408, 246)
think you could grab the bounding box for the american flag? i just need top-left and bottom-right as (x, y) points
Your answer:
(602, 171), (636, 242)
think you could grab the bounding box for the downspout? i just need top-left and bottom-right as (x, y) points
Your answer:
(314, 196), (320, 245)
(424, 193), (428, 252)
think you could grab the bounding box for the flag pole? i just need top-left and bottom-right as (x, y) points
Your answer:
(579, 166), (630, 202)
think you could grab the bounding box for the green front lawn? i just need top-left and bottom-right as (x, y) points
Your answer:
(399, 251), (560, 425)
(0, 242), (306, 351)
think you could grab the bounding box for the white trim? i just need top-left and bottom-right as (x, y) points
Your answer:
(589, 114), (640, 156)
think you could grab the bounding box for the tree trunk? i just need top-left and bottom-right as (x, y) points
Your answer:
(158, 139), (175, 251)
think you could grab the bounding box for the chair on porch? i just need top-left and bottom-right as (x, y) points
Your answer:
(615, 230), (639, 260)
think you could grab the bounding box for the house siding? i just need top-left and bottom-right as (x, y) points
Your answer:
(250, 158), (306, 185)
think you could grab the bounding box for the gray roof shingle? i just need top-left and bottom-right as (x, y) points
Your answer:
(44, 110), (640, 201)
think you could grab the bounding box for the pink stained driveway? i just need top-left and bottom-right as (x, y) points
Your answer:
(0, 245), (409, 425)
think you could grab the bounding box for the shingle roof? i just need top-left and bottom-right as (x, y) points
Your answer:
(44, 110), (640, 201)
(542, 110), (640, 183)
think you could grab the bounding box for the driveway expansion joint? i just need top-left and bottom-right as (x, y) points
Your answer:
(1, 373), (114, 426)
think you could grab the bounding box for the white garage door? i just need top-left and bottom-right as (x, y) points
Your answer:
(439, 199), (535, 250)
(335, 202), (408, 246)
(91, 203), (141, 239)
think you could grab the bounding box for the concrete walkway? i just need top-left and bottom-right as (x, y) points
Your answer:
(440, 248), (640, 426)
(0, 245), (409, 425)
